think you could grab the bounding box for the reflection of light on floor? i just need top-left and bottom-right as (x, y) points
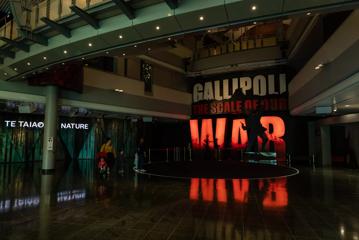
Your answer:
(57, 189), (86, 203)
(262, 179), (288, 208)
(0, 196), (40, 213)
(233, 179), (249, 203)
(0, 189), (86, 213)
(189, 178), (288, 209)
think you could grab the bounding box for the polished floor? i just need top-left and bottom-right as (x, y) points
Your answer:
(0, 161), (358, 240)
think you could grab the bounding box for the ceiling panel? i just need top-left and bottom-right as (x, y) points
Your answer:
(226, 0), (283, 22)
(283, 0), (354, 12)
(91, 27), (141, 49)
(175, 6), (228, 31)
(133, 16), (182, 39)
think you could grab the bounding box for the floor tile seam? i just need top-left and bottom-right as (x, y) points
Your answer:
(165, 207), (192, 240)
(140, 200), (185, 239)
(191, 203), (211, 240)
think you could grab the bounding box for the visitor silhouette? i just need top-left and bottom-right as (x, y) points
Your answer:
(242, 109), (268, 153)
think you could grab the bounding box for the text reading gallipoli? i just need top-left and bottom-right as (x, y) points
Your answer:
(192, 73), (287, 115)
(4, 120), (89, 129)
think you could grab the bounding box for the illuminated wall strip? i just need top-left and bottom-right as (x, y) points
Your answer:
(215, 118), (226, 148)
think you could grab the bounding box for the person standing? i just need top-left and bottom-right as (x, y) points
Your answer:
(242, 110), (268, 152)
(137, 138), (146, 172)
(100, 137), (116, 172)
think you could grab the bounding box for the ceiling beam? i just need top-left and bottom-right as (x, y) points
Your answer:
(0, 49), (15, 58)
(111, 0), (135, 19)
(20, 28), (48, 46)
(70, 5), (100, 29)
(0, 37), (30, 52)
(164, 0), (178, 9)
(41, 17), (72, 38)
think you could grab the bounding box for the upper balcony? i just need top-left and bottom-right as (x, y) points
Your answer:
(0, 0), (359, 81)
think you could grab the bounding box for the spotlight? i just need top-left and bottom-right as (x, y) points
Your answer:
(63, 50), (68, 54)
(156, 26), (160, 30)
(118, 34), (123, 39)
(43, 56), (47, 60)
(251, 5), (257, 11)
(199, 16), (204, 21)
(315, 63), (324, 70)
(88, 43), (93, 47)
(27, 62), (31, 66)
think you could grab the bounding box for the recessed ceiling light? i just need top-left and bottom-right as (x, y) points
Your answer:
(63, 50), (68, 54)
(168, 37), (171, 40)
(147, 47), (151, 51)
(251, 5), (257, 11)
(118, 34), (123, 39)
(315, 63), (324, 70)
(307, 12), (312, 16)
(4, 72), (8, 76)
(62, 62), (65, 65)
(106, 51), (109, 54)
(253, 21), (257, 25)
(134, 45), (137, 48)
(207, 29), (211, 33)
(345, 105), (350, 107)
(14, 67), (17, 71)
(115, 89), (124, 93)
(46, 67), (49, 70)
(43, 56), (47, 60)
(122, 53), (126, 56)
(156, 26), (160, 30)
(167, 13), (172, 17)
(27, 62), (31, 66)
(81, 57), (85, 60)
(22, 76), (25, 79)
(88, 43), (93, 47)
(199, 16), (204, 21)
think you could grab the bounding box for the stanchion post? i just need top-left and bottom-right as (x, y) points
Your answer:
(166, 148), (169, 162)
(183, 147), (186, 161)
(148, 148), (151, 164)
(288, 154), (291, 167)
(189, 147), (192, 161)
(312, 154), (316, 170)
(173, 146), (176, 161)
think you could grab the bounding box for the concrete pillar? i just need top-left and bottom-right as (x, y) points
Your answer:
(42, 86), (58, 173)
(39, 174), (54, 240)
(320, 125), (332, 167)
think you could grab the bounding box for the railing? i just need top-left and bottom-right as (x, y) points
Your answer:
(0, 0), (111, 47)
(195, 36), (278, 60)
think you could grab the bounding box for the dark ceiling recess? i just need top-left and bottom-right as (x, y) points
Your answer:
(41, 17), (72, 38)
(0, 37), (30, 52)
(323, 10), (351, 42)
(111, 0), (135, 19)
(164, 0), (178, 9)
(70, 5), (100, 29)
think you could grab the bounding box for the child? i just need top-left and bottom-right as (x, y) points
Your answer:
(98, 157), (109, 178)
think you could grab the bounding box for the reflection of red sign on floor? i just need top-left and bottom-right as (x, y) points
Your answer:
(189, 178), (288, 209)
(190, 116), (286, 159)
(261, 179), (288, 208)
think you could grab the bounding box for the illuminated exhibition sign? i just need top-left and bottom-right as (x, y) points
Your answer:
(189, 68), (289, 159)
(192, 72), (287, 116)
(3, 120), (89, 130)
